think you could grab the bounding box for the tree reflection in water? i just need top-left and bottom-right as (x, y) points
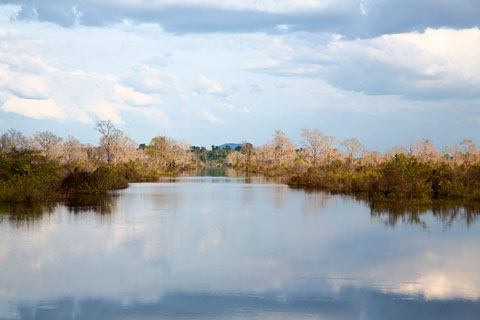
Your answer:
(64, 193), (117, 215)
(0, 194), (117, 227)
(295, 187), (480, 229)
(368, 200), (480, 229)
(0, 203), (57, 228)
(1, 186), (479, 230)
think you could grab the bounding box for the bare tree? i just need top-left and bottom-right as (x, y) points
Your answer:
(271, 130), (296, 167)
(33, 131), (63, 158)
(410, 139), (439, 162)
(146, 136), (194, 170)
(342, 137), (364, 161)
(95, 120), (123, 165)
(301, 129), (324, 168)
(253, 144), (275, 169)
(458, 139), (478, 164)
(63, 136), (88, 164)
(301, 129), (338, 167)
(0, 128), (29, 152)
(392, 145), (408, 156)
(225, 151), (245, 167)
(171, 140), (195, 169)
(63, 136), (80, 163)
(83, 143), (98, 163)
(361, 150), (384, 166)
(115, 136), (139, 163)
(321, 135), (338, 164)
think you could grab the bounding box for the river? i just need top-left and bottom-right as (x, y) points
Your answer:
(0, 175), (479, 319)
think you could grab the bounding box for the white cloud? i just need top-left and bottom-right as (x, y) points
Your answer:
(6, 0), (480, 40)
(393, 271), (479, 300)
(73, 0), (336, 14)
(129, 106), (171, 127)
(244, 59), (279, 70)
(193, 74), (227, 98)
(0, 53), (169, 125)
(120, 65), (180, 94)
(200, 110), (225, 125)
(248, 27), (480, 100)
(113, 84), (161, 106)
(324, 28), (480, 100)
(1, 96), (65, 120)
(86, 99), (124, 124)
(0, 27), (16, 38)
(322, 27), (480, 99)
(220, 103), (251, 114)
(199, 0), (334, 13)
(0, 8), (478, 147)
(0, 64), (49, 99)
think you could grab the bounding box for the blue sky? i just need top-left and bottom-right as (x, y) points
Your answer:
(0, 0), (479, 150)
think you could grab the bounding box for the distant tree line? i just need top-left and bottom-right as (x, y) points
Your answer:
(190, 145), (241, 163)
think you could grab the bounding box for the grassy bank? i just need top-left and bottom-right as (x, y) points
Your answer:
(287, 154), (480, 203)
(0, 151), (133, 203)
(0, 151), (62, 203)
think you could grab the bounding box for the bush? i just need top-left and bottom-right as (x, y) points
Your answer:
(287, 154), (480, 203)
(61, 165), (128, 195)
(0, 151), (62, 203)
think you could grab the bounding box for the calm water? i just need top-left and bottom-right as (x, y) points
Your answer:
(1, 176), (480, 319)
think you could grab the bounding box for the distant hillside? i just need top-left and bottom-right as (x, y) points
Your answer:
(218, 143), (242, 150)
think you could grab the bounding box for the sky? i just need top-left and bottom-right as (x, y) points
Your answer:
(0, 0), (479, 151)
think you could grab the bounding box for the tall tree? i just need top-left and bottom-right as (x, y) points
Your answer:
(342, 138), (364, 162)
(116, 136), (140, 163)
(412, 139), (439, 162)
(301, 129), (325, 167)
(0, 128), (29, 152)
(301, 129), (338, 166)
(95, 120), (123, 165)
(147, 136), (173, 169)
(62, 136), (87, 164)
(33, 131), (63, 158)
(271, 130), (296, 167)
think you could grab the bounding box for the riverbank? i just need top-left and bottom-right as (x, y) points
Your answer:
(286, 154), (480, 203)
(0, 151), (133, 203)
(2, 149), (480, 205)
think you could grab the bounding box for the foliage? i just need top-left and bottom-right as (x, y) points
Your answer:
(115, 160), (158, 182)
(288, 154), (480, 202)
(0, 152), (130, 203)
(191, 145), (231, 163)
(0, 151), (62, 203)
(60, 165), (128, 195)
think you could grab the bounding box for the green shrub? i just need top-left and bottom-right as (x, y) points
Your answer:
(0, 152), (62, 203)
(287, 154), (480, 203)
(61, 165), (128, 195)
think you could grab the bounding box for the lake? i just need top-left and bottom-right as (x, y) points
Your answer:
(1, 175), (480, 319)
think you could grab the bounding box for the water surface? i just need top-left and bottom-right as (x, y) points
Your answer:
(1, 177), (480, 319)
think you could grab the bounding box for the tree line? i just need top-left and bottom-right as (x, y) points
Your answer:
(224, 129), (480, 202)
(0, 124), (479, 203)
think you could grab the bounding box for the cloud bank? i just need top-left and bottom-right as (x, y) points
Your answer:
(1, 0), (478, 37)
(0, 1), (479, 147)
(0, 51), (168, 124)
(249, 27), (480, 100)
